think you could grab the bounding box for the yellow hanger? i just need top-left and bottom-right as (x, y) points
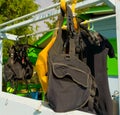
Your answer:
(81, 20), (89, 25)
(60, 0), (67, 13)
(60, 0), (78, 30)
(71, 0), (78, 30)
(81, 20), (95, 31)
(88, 22), (95, 32)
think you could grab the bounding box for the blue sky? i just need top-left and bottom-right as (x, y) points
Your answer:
(34, 0), (54, 35)
(35, 0), (53, 9)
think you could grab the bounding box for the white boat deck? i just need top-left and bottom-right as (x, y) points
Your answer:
(0, 92), (94, 115)
(0, 77), (118, 115)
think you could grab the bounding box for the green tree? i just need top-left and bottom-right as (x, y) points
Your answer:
(0, 0), (39, 60)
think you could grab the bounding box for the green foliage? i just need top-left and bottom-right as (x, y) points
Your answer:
(44, 17), (57, 29)
(52, 0), (59, 3)
(2, 39), (15, 59)
(0, 0), (39, 23)
(0, 0), (39, 59)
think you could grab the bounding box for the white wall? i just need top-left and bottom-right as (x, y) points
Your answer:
(108, 77), (119, 96)
(94, 16), (119, 97)
(94, 17), (116, 39)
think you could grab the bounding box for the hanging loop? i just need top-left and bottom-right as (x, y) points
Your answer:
(71, 0), (78, 30)
(60, 0), (78, 30)
(88, 22), (95, 32)
(60, 0), (67, 13)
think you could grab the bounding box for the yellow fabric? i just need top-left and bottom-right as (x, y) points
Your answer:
(60, 0), (66, 13)
(60, 0), (78, 30)
(71, 0), (78, 30)
(87, 21), (91, 30)
(62, 25), (67, 30)
(81, 20), (89, 25)
(7, 87), (15, 93)
(73, 17), (78, 30)
(35, 37), (56, 93)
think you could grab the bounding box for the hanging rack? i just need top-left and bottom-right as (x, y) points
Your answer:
(0, 0), (114, 41)
(0, 0), (102, 33)
(80, 14), (115, 25)
(5, 14), (115, 40)
(1, 1), (119, 115)
(0, 0), (115, 78)
(0, 0), (115, 79)
(0, 0), (70, 28)
(0, 0), (115, 28)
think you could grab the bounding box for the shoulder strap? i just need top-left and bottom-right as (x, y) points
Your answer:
(7, 64), (16, 77)
(66, 5), (76, 56)
(66, 5), (75, 37)
(69, 38), (75, 55)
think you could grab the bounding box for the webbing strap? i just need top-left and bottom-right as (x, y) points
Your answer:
(60, 0), (66, 13)
(60, 0), (78, 30)
(71, 0), (78, 30)
(66, 6), (76, 55)
(69, 37), (75, 55)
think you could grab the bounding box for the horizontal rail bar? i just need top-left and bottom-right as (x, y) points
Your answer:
(0, 10), (60, 32)
(0, 3), (59, 27)
(0, 0), (101, 33)
(81, 14), (116, 24)
(0, 33), (18, 40)
(1, 13), (116, 40)
(18, 28), (58, 38)
(0, 0), (70, 27)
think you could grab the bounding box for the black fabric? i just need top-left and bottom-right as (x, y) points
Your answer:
(46, 4), (114, 114)
(94, 48), (113, 115)
(72, 22), (115, 115)
(47, 53), (97, 112)
(47, 6), (98, 113)
(91, 36), (114, 115)
(79, 31), (115, 115)
(4, 45), (33, 92)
